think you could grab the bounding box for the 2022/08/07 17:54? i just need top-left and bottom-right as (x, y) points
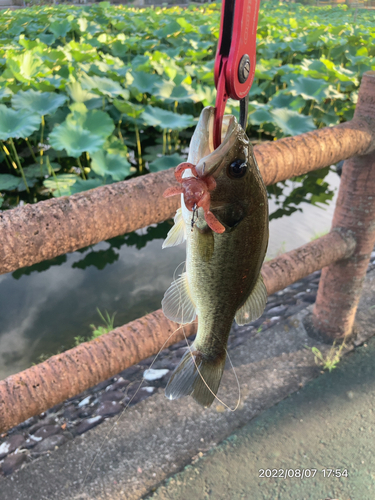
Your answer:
(258, 468), (349, 479)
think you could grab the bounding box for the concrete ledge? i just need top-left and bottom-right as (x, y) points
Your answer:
(1, 269), (374, 500)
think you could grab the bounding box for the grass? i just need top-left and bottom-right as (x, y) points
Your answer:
(90, 308), (116, 338)
(74, 308), (116, 345)
(307, 341), (348, 372)
(34, 308), (117, 364)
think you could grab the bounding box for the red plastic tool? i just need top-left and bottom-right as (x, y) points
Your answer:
(213, 0), (261, 149)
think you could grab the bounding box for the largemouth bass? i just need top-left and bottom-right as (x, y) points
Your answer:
(162, 106), (269, 407)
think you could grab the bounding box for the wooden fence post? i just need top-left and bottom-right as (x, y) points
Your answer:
(312, 71), (375, 340)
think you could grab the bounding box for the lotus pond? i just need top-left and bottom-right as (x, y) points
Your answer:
(0, 1), (373, 377)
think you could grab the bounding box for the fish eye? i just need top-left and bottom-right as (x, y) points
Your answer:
(227, 159), (248, 179)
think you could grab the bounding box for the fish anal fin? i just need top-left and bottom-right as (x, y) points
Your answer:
(235, 273), (268, 326)
(165, 346), (226, 408)
(162, 208), (186, 249)
(162, 272), (196, 324)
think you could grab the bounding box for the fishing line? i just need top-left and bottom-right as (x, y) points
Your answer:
(81, 260), (188, 489)
(81, 320), (188, 490)
(224, 347), (241, 410)
(173, 260), (186, 281)
(181, 328), (241, 412)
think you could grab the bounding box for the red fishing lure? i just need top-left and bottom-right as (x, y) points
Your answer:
(163, 162), (225, 234)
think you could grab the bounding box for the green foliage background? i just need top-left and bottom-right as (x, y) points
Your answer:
(0, 1), (374, 218)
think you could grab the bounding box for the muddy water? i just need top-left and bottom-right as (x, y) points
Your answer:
(0, 171), (340, 380)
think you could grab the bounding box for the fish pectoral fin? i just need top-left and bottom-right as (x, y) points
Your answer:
(162, 272), (197, 324)
(165, 346), (226, 408)
(235, 273), (268, 326)
(162, 208), (186, 249)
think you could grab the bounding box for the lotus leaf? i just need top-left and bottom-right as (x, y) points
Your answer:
(91, 150), (131, 180)
(44, 174), (102, 197)
(38, 34), (55, 46)
(67, 81), (98, 103)
(77, 18), (89, 33)
(149, 153), (185, 172)
(12, 90), (67, 116)
(129, 55), (151, 71)
(153, 80), (175, 100)
(70, 178), (103, 195)
(49, 123), (105, 157)
(43, 173), (78, 197)
(7, 51), (47, 82)
(130, 71), (162, 94)
(0, 174), (21, 191)
(113, 99), (143, 118)
(290, 77), (332, 103)
(49, 19), (72, 39)
(141, 106), (195, 130)
(0, 106), (40, 140)
(191, 85), (216, 106)
(23, 162), (61, 178)
(84, 75), (128, 98)
(269, 91), (298, 109)
(17, 176), (38, 192)
(66, 105), (115, 139)
(248, 106), (273, 126)
(155, 20), (182, 39)
(0, 88), (12, 100)
(167, 85), (193, 103)
(111, 40), (127, 58)
(105, 137), (129, 158)
(270, 108), (316, 136)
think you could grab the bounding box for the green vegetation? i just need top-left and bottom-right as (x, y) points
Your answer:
(89, 307), (116, 337)
(34, 308), (117, 363)
(74, 308), (116, 345)
(0, 1), (374, 215)
(308, 342), (348, 372)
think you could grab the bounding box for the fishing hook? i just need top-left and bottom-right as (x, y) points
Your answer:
(191, 203), (198, 231)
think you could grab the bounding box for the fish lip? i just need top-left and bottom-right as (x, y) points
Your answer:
(194, 116), (248, 179)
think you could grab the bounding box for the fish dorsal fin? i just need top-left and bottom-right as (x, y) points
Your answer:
(162, 208), (186, 249)
(162, 272), (197, 324)
(235, 273), (267, 326)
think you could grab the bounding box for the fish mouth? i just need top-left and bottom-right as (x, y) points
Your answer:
(209, 201), (247, 230)
(193, 109), (248, 179)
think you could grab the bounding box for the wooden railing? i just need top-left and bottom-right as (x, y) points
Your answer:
(0, 71), (374, 433)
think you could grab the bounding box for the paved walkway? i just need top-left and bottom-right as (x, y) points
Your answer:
(149, 334), (375, 500)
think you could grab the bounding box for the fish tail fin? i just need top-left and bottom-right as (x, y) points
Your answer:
(165, 345), (226, 408)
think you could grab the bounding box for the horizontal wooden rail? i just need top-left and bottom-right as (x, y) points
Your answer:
(0, 116), (374, 276)
(0, 230), (355, 433)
